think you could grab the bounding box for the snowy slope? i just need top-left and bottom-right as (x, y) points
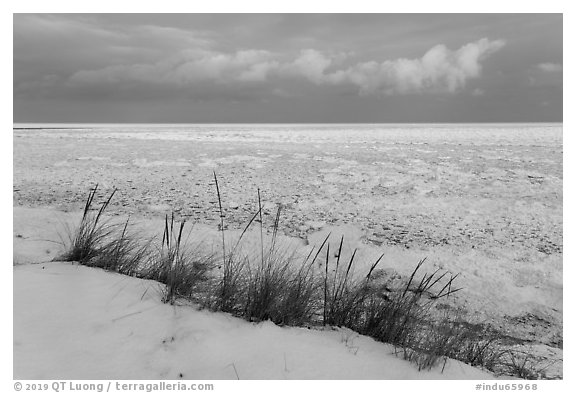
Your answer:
(14, 262), (495, 380)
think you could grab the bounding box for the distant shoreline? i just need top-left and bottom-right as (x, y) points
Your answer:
(13, 122), (564, 130)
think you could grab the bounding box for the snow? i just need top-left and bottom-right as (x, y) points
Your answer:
(14, 261), (494, 380)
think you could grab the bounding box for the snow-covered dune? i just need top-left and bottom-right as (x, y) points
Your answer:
(14, 262), (494, 380)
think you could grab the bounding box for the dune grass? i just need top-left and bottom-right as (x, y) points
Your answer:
(56, 175), (551, 378)
(210, 171), (249, 314)
(243, 239), (320, 325)
(58, 184), (119, 264)
(150, 214), (217, 305)
(498, 349), (560, 379)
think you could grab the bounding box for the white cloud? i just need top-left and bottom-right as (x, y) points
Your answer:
(310, 38), (506, 95)
(238, 61), (279, 82)
(69, 49), (279, 87)
(66, 38), (505, 98)
(282, 49), (334, 84)
(537, 62), (562, 73)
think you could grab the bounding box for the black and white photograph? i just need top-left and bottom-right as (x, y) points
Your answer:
(12, 11), (564, 383)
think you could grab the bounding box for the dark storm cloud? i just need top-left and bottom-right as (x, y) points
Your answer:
(13, 14), (562, 123)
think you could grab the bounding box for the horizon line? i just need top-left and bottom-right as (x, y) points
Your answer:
(13, 121), (563, 127)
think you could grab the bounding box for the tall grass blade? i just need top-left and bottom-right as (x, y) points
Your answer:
(323, 243), (330, 326)
(258, 188), (264, 267)
(366, 253), (385, 281)
(213, 171), (226, 267)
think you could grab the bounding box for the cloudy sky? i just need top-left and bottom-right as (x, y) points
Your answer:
(13, 14), (562, 123)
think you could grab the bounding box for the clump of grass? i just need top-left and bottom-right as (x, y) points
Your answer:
(322, 235), (380, 327)
(309, 233), (481, 372)
(362, 271), (524, 374)
(243, 222), (321, 325)
(210, 172), (249, 313)
(212, 252), (247, 313)
(243, 202), (288, 322)
(144, 214), (216, 305)
(498, 349), (560, 379)
(89, 216), (155, 276)
(59, 185), (153, 276)
(448, 322), (507, 372)
(394, 316), (480, 372)
(316, 231), (466, 373)
(274, 245), (322, 326)
(244, 245), (293, 322)
(208, 178), (322, 326)
(361, 258), (460, 347)
(158, 214), (186, 304)
(59, 184), (118, 264)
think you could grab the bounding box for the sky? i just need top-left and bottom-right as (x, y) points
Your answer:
(13, 14), (563, 123)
